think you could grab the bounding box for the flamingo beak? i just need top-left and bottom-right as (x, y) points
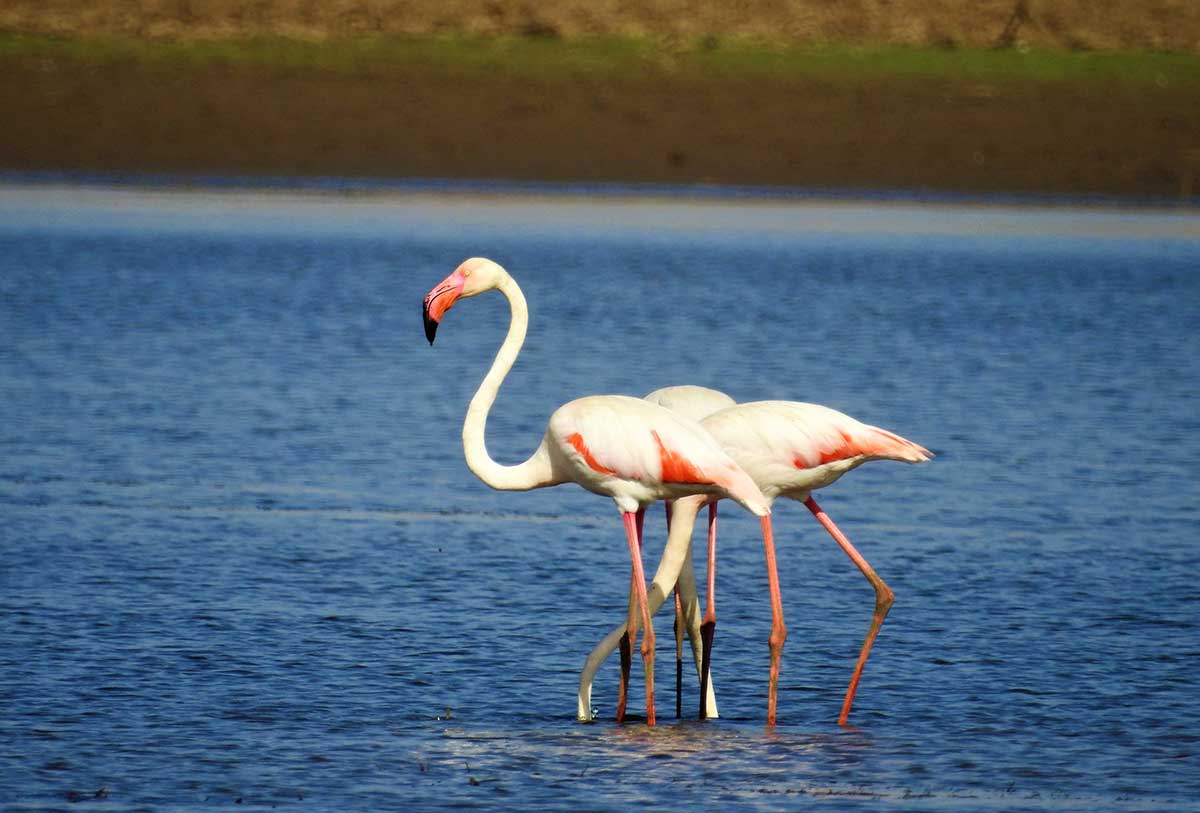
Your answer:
(422, 306), (440, 344)
(422, 271), (466, 345)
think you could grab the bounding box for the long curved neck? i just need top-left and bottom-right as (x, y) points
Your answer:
(461, 274), (557, 491)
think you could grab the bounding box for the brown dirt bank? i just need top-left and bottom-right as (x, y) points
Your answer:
(4, 45), (1200, 200)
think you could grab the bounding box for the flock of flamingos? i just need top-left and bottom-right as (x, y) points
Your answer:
(422, 257), (931, 727)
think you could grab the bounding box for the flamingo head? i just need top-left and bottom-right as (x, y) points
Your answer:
(422, 257), (508, 344)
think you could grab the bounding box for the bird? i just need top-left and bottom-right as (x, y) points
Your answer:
(579, 400), (931, 725)
(612, 385), (736, 722)
(421, 258), (772, 726)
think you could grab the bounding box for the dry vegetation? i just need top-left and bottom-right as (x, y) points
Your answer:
(3, 0), (1199, 52)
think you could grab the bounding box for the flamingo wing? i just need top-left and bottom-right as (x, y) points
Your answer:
(547, 396), (768, 514)
(550, 396), (728, 483)
(703, 401), (930, 494)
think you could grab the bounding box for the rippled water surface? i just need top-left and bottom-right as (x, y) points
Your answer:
(2, 184), (1198, 811)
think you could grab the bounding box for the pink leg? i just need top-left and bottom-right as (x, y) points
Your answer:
(760, 515), (787, 726)
(805, 496), (894, 726)
(622, 510), (656, 725)
(698, 501), (718, 720)
(617, 507), (646, 723)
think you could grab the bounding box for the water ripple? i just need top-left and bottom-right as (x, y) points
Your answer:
(2, 188), (1198, 811)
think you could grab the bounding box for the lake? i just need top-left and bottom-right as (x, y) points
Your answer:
(1, 182), (1198, 811)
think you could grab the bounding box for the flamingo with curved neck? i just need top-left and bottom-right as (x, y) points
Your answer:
(422, 258), (773, 725)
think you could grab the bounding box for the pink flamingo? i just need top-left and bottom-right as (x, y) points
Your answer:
(421, 258), (772, 726)
(581, 400), (931, 725)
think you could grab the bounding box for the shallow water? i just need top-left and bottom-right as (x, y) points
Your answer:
(1, 183), (1198, 811)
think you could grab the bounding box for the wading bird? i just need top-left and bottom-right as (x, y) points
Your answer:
(421, 258), (772, 726)
(580, 400), (930, 725)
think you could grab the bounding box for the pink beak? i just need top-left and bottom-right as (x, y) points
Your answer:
(422, 270), (466, 344)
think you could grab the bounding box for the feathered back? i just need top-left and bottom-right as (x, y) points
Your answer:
(702, 401), (930, 494)
(643, 385), (737, 423)
(548, 395), (771, 516)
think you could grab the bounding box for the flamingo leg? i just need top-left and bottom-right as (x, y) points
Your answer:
(760, 514), (786, 726)
(578, 496), (706, 722)
(617, 507), (646, 723)
(804, 496), (893, 726)
(675, 529), (717, 718)
(674, 589), (684, 719)
(698, 500), (719, 720)
(616, 628), (632, 722)
(622, 510), (656, 725)
(665, 500), (685, 719)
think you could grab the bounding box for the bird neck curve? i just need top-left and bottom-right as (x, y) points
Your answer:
(461, 274), (557, 492)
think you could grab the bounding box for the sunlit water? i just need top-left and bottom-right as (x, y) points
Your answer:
(2, 183), (1198, 811)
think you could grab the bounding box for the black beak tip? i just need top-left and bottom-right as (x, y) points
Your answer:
(423, 309), (439, 345)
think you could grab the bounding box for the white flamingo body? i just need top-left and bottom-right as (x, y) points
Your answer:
(422, 258), (770, 726)
(702, 401), (929, 499)
(581, 399), (931, 725)
(544, 395), (759, 512)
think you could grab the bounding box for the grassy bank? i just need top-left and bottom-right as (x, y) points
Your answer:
(3, 32), (1199, 199)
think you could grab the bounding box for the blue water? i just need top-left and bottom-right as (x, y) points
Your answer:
(2, 183), (1198, 811)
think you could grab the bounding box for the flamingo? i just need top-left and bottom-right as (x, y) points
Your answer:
(421, 258), (772, 726)
(580, 400), (931, 725)
(576, 384), (733, 722)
